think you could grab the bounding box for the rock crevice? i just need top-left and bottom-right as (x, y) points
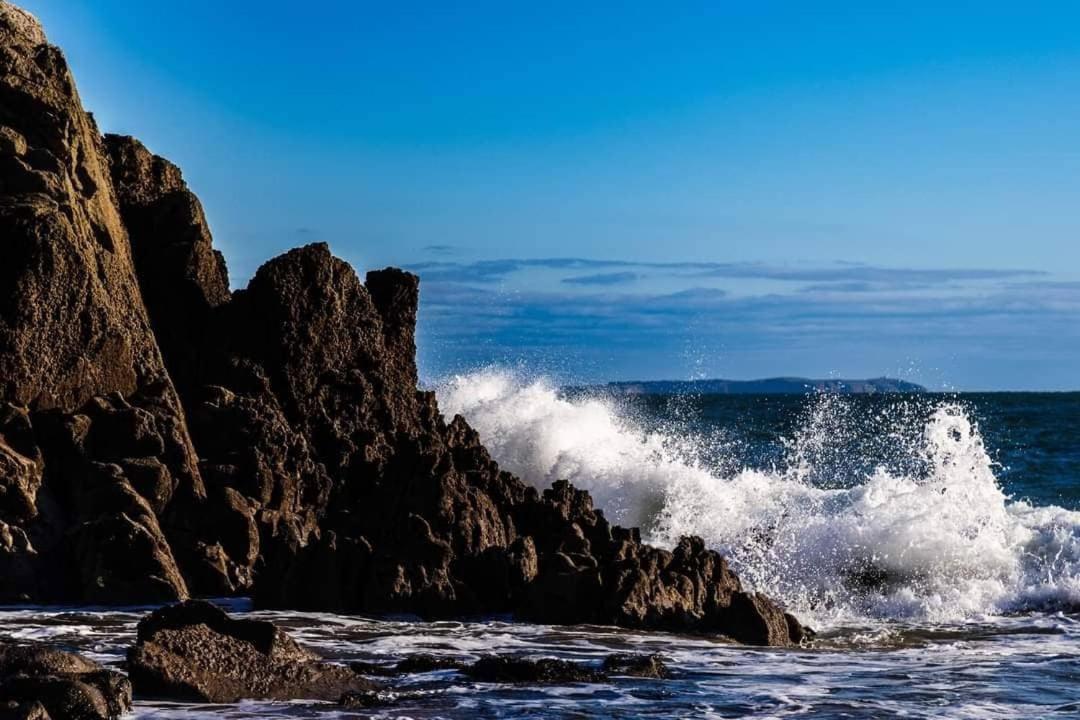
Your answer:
(0, 0), (804, 646)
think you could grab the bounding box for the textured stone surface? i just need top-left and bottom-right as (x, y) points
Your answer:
(601, 653), (670, 679)
(104, 134), (230, 402)
(464, 657), (605, 684)
(126, 601), (374, 703)
(0, 3), (171, 412)
(0, 642), (131, 720)
(0, 0), (804, 646)
(0, 3), (206, 603)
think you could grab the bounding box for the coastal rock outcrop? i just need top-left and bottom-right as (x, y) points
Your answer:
(126, 600), (374, 703)
(0, 0), (804, 646)
(0, 1), (217, 603)
(0, 642), (131, 720)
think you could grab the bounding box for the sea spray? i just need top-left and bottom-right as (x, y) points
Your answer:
(437, 368), (1080, 629)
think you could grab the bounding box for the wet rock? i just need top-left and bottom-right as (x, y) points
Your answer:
(0, 700), (49, 720)
(339, 688), (416, 709)
(349, 654), (466, 677)
(126, 600), (375, 703)
(0, 642), (131, 720)
(601, 653), (670, 679)
(346, 661), (398, 678)
(464, 656), (605, 684)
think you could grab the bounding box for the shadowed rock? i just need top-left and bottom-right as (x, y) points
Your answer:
(104, 134), (230, 403)
(601, 653), (670, 679)
(0, 0), (805, 646)
(464, 656), (605, 684)
(0, 642), (131, 720)
(0, 2), (212, 603)
(126, 600), (375, 703)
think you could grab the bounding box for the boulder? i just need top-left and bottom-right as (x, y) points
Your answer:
(0, 642), (131, 720)
(126, 600), (375, 703)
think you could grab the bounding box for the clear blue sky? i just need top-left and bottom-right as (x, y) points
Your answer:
(21, 0), (1080, 389)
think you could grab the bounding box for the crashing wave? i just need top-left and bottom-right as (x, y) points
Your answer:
(437, 368), (1080, 629)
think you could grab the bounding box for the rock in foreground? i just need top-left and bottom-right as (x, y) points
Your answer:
(0, 643), (131, 720)
(126, 601), (374, 703)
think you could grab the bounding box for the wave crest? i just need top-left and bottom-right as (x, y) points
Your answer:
(437, 368), (1080, 628)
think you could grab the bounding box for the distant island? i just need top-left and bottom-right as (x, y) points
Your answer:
(593, 377), (926, 395)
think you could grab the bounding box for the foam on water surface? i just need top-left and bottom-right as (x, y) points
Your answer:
(1, 604), (1076, 719)
(3, 369), (1079, 718)
(437, 369), (1080, 630)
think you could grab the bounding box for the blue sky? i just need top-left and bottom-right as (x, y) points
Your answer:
(21, 1), (1080, 389)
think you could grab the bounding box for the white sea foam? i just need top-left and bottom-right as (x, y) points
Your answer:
(437, 368), (1080, 629)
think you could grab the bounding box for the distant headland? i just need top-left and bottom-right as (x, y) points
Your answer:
(594, 377), (927, 395)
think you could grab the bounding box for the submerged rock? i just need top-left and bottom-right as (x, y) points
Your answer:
(601, 653), (670, 679)
(126, 600), (375, 703)
(0, 642), (131, 720)
(464, 656), (605, 684)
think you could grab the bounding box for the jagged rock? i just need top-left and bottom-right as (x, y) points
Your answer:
(0, 0), (805, 646)
(0, 642), (131, 720)
(0, 3), (175, 414)
(0, 0), (215, 603)
(162, 240), (802, 644)
(0, 389), (190, 603)
(103, 134), (229, 402)
(126, 600), (375, 703)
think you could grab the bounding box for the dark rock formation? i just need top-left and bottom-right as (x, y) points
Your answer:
(464, 656), (605, 684)
(0, 642), (131, 720)
(126, 600), (374, 703)
(601, 653), (670, 679)
(0, 1), (216, 604)
(103, 134), (230, 403)
(0, 1), (805, 646)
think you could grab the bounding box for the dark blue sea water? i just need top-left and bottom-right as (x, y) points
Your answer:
(4, 375), (1078, 718)
(604, 391), (1080, 511)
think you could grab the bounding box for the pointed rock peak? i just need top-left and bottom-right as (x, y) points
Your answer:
(0, 2), (46, 46)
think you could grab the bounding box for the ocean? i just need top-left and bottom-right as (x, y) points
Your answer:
(4, 369), (1078, 718)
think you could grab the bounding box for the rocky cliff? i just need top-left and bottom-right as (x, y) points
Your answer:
(0, 2), (804, 645)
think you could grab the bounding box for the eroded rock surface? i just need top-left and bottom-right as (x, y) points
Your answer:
(0, 0), (805, 646)
(126, 600), (374, 703)
(0, 1), (212, 604)
(0, 642), (131, 720)
(601, 653), (670, 679)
